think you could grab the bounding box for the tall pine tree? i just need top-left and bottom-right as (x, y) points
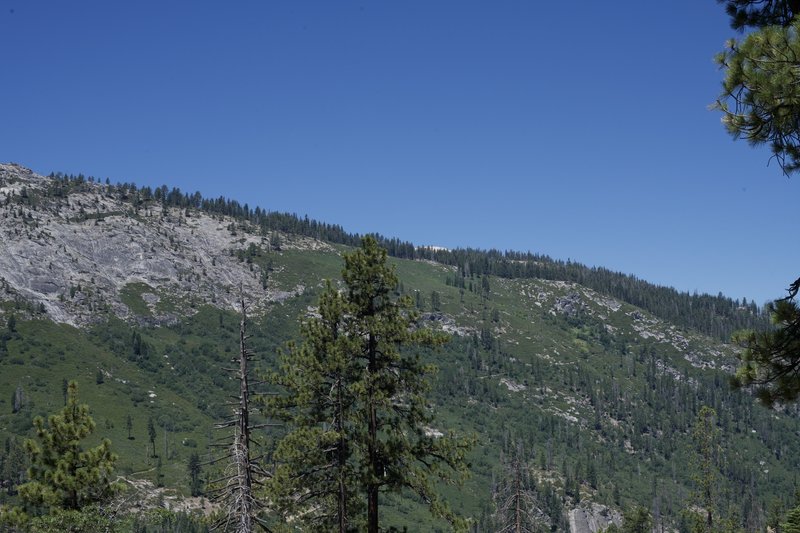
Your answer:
(268, 236), (473, 532)
(267, 280), (361, 531)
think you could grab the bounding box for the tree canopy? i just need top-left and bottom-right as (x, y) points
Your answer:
(715, 1), (800, 407)
(719, 0), (799, 30)
(715, 0), (800, 174)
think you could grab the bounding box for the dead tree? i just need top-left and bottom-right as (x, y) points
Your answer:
(494, 443), (544, 533)
(208, 294), (271, 532)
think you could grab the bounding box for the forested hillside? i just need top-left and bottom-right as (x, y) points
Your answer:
(38, 167), (770, 340)
(0, 164), (796, 532)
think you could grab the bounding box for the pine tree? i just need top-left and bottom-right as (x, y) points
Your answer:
(713, 2), (800, 402)
(621, 506), (653, 533)
(715, 15), (800, 175)
(733, 280), (800, 405)
(344, 236), (472, 532)
(18, 381), (117, 510)
(269, 236), (473, 532)
(267, 280), (361, 531)
(783, 504), (800, 533)
(689, 406), (721, 532)
(188, 452), (202, 497)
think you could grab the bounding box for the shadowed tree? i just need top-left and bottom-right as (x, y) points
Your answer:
(733, 280), (800, 404)
(148, 417), (157, 458)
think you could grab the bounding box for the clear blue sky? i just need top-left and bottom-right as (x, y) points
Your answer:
(1, 1), (797, 305)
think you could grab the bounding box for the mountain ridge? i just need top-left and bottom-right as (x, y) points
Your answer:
(0, 163), (768, 340)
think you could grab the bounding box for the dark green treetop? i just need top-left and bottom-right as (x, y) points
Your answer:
(718, 0), (799, 30)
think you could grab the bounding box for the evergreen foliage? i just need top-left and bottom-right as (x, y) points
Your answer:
(604, 506), (652, 533)
(733, 279), (800, 404)
(7, 169), (800, 528)
(713, 0), (800, 449)
(267, 236), (473, 532)
(621, 506), (653, 533)
(783, 504), (800, 533)
(18, 381), (117, 511)
(267, 280), (362, 531)
(689, 406), (721, 531)
(719, 0), (798, 30)
(715, 15), (800, 174)
(188, 452), (202, 497)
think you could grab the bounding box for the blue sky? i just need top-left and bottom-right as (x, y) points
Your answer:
(1, 1), (797, 305)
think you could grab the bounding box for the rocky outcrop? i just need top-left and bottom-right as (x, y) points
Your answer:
(568, 502), (622, 533)
(0, 163), (314, 326)
(554, 292), (584, 316)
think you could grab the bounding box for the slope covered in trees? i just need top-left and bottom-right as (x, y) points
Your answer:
(2, 165), (799, 531)
(31, 169), (769, 343)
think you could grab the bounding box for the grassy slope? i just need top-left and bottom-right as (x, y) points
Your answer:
(1, 244), (798, 530)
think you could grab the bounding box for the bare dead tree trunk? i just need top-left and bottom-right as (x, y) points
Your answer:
(209, 293), (270, 533)
(234, 301), (254, 533)
(495, 443), (541, 533)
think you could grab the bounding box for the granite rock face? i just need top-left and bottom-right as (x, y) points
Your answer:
(568, 502), (623, 533)
(0, 163), (315, 326)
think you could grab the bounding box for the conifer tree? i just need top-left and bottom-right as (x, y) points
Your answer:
(715, 16), (800, 175)
(621, 507), (653, 533)
(344, 236), (472, 532)
(188, 452), (203, 497)
(148, 417), (157, 458)
(18, 381), (117, 510)
(269, 236), (473, 532)
(689, 406), (721, 533)
(713, 1), (800, 408)
(267, 280), (361, 531)
(733, 280), (800, 404)
(782, 505), (800, 533)
(126, 414), (133, 440)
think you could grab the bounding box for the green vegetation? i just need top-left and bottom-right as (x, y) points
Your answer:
(18, 381), (117, 511)
(715, 0), (800, 175)
(267, 237), (472, 532)
(2, 242), (800, 530)
(715, 0), (800, 423)
(2, 171), (800, 530)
